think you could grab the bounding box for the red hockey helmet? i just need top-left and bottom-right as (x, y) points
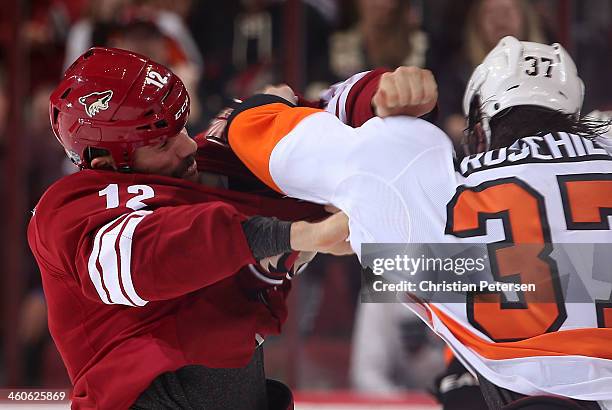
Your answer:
(49, 47), (190, 171)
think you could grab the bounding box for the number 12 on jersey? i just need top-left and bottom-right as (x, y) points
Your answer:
(99, 184), (155, 210)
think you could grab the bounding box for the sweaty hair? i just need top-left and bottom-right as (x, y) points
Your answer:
(486, 106), (612, 149)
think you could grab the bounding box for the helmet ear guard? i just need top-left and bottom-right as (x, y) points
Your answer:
(461, 36), (584, 155)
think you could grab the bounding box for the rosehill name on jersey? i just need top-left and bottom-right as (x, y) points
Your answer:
(458, 133), (612, 177)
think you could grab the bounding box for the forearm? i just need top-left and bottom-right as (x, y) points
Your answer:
(320, 68), (391, 127)
(241, 216), (292, 260)
(242, 213), (350, 260)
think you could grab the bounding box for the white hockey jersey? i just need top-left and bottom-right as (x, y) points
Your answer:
(226, 90), (612, 402)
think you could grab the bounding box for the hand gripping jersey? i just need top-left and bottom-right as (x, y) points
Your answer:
(226, 96), (612, 403)
(28, 170), (323, 409)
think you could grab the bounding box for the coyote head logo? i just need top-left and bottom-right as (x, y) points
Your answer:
(79, 90), (113, 117)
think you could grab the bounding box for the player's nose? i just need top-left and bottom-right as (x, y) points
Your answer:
(175, 128), (197, 158)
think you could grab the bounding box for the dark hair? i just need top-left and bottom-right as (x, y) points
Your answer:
(483, 106), (611, 150)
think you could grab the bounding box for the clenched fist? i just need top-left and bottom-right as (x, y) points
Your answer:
(372, 66), (438, 118)
(291, 212), (353, 256)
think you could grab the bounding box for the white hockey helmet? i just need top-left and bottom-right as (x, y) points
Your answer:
(463, 36), (584, 149)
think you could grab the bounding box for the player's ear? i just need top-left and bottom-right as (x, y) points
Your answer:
(90, 155), (117, 171)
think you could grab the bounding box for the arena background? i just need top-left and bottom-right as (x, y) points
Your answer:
(1, 0), (611, 408)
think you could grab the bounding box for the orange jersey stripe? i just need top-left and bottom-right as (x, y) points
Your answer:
(431, 305), (612, 360)
(228, 103), (322, 193)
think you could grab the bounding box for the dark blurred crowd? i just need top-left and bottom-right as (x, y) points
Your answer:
(0, 0), (611, 392)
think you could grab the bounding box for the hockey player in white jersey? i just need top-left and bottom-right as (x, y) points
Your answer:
(224, 36), (612, 409)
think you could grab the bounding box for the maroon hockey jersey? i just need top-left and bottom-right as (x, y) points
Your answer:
(28, 170), (323, 409)
(28, 68), (386, 409)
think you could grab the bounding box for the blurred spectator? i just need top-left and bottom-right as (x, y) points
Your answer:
(188, 0), (335, 119)
(223, 0), (282, 98)
(64, 1), (204, 126)
(108, 20), (171, 67)
(288, 254), (362, 389)
(572, 0), (612, 112)
(350, 302), (445, 392)
(529, 0), (562, 43)
(298, 255), (362, 338)
(63, 0), (128, 69)
(26, 84), (68, 193)
(65, 0), (203, 70)
(329, 0), (428, 81)
(19, 83), (71, 387)
(130, 0), (204, 71)
(18, 286), (70, 387)
(106, 17), (203, 127)
(426, 0), (476, 75)
(301, 0), (339, 98)
(19, 290), (48, 385)
(15, 0), (84, 95)
(25, 0), (73, 88)
(464, 0), (544, 69)
(142, 0), (193, 19)
(0, 65), (6, 387)
(0, 68), (6, 146)
(433, 0), (546, 149)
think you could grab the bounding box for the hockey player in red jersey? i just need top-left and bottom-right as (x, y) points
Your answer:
(28, 47), (360, 410)
(224, 37), (612, 409)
